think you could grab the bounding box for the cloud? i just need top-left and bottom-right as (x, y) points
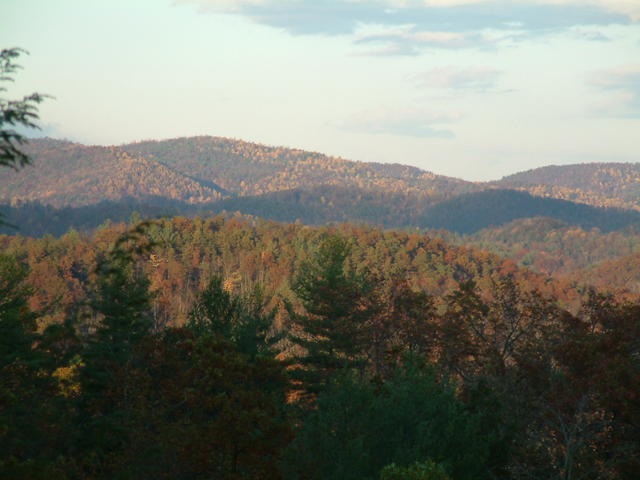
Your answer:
(178, 0), (635, 44)
(176, 0), (636, 56)
(334, 106), (462, 138)
(412, 66), (504, 91)
(573, 29), (611, 41)
(588, 64), (640, 117)
(353, 27), (494, 56)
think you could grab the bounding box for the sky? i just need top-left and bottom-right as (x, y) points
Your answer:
(1, 0), (639, 181)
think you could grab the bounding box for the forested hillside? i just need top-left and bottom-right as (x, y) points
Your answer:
(11, 138), (637, 215)
(5, 184), (640, 238)
(496, 163), (640, 210)
(415, 189), (640, 234)
(461, 217), (640, 274)
(437, 217), (640, 296)
(0, 200), (193, 237)
(0, 137), (476, 209)
(2, 216), (638, 479)
(568, 251), (640, 296)
(2, 139), (225, 207)
(122, 136), (476, 197)
(1, 215), (584, 327)
(4, 136), (640, 300)
(3, 137), (640, 240)
(3, 1), (640, 475)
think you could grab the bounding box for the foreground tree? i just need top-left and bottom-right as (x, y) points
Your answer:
(76, 226), (156, 477)
(440, 277), (556, 380)
(288, 234), (371, 396)
(189, 276), (278, 357)
(379, 460), (451, 480)
(283, 359), (504, 480)
(509, 292), (640, 480)
(122, 328), (292, 479)
(0, 255), (66, 478)
(71, 226), (293, 478)
(1, 47), (47, 170)
(366, 273), (438, 378)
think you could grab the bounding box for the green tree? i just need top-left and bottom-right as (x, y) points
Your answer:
(284, 359), (500, 480)
(76, 226), (155, 477)
(288, 234), (370, 396)
(0, 254), (66, 478)
(188, 276), (278, 357)
(1, 47), (48, 229)
(379, 460), (451, 480)
(1, 47), (47, 170)
(120, 328), (292, 479)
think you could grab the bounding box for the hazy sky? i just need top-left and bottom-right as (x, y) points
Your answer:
(2, 0), (639, 180)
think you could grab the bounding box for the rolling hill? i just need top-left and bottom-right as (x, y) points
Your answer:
(495, 163), (640, 211)
(4, 185), (640, 238)
(121, 136), (477, 198)
(2, 136), (640, 239)
(414, 189), (640, 234)
(2, 139), (226, 207)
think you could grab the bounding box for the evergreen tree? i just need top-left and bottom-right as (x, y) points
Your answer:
(284, 359), (501, 480)
(1, 47), (47, 170)
(288, 234), (370, 396)
(0, 254), (65, 477)
(379, 460), (451, 480)
(76, 227), (155, 478)
(188, 276), (278, 357)
(120, 328), (292, 479)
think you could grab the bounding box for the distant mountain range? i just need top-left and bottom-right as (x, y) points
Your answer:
(495, 163), (640, 211)
(2, 136), (640, 236)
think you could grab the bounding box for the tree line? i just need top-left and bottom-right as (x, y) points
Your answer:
(1, 226), (639, 479)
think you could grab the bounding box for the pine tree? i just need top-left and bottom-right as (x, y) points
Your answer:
(289, 234), (370, 396)
(188, 276), (278, 357)
(0, 254), (64, 477)
(76, 227), (155, 477)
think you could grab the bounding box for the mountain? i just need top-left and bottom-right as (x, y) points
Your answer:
(446, 216), (640, 275)
(5, 185), (640, 238)
(421, 216), (640, 297)
(2, 139), (226, 207)
(0, 200), (197, 237)
(1, 136), (477, 210)
(495, 163), (640, 210)
(4, 138), (640, 213)
(121, 136), (477, 198)
(415, 189), (640, 234)
(3, 136), (640, 239)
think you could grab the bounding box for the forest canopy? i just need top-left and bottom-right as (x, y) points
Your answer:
(1, 216), (638, 479)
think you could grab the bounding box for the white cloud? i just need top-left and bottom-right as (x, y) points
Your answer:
(177, 0), (637, 55)
(589, 0), (640, 21)
(354, 27), (493, 55)
(335, 106), (462, 138)
(179, 0), (640, 21)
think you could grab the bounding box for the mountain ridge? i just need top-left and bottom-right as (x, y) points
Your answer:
(2, 136), (639, 236)
(494, 162), (640, 210)
(6, 136), (638, 208)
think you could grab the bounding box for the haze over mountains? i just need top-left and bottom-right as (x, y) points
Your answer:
(2, 136), (640, 237)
